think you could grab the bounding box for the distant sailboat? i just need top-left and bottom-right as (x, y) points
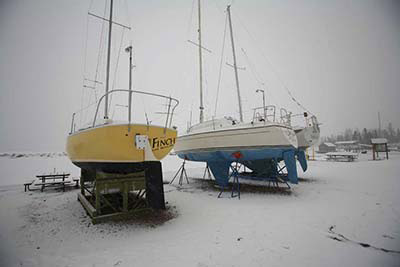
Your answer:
(66, 0), (179, 174)
(174, 3), (301, 187)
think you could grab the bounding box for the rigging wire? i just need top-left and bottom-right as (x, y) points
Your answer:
(75, 100), (99, 116)
(84, 0), (108, 124)
(80, 0), (95, 127)
(79, 0), (136, 125)
(109, 27), (126, 118)
(234, 10), (314, 116)
(241, 48), (262, 87)
(123, 0), (132, 30)
(123, 0), (134, 55)
(186, 0), (196, 37)
(82, 0), (108, 125)
(139, 94), (149, 124)
(105, 1), (132, 119)
(213, 11), (228, 117)
(80, 13), (91, 126)
(203, 56), (211, 120)
(241, 47), (278, 106)
(181, 0), (197, 125)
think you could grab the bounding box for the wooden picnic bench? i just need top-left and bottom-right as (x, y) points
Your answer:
(24, 174), (79, 192)
(326, 152), (358, 162)
(36, 173), (71, 192)
(24, 179), (36, 192)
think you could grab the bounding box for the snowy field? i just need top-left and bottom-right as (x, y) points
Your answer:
(0, 152), (399, 267)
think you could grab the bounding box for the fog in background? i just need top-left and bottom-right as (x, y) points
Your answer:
(1, 0), (399, 152)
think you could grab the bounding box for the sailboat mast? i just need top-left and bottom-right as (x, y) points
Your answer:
(198, 0), (204, 123)
(126, 45), (133, 124)
(104, 0), (114, 119)
(227, 5), (243, 123)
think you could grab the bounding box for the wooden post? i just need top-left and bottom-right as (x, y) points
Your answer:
(123, 182), (128, 212)
(372, 145), (376, 160)
(80, 169), (85, 195)
(385, 143), (389, 160)
(95, 185), (101, 215)
(41, 177), (45, 192)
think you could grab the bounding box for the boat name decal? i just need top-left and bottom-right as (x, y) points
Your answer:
(150, 137), (176, 151)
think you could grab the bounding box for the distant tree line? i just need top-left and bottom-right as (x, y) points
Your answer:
(322, 122), (400, 144)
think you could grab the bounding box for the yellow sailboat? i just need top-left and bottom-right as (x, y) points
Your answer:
(66, 92), (178, 173)
(66, 2), (178, 174)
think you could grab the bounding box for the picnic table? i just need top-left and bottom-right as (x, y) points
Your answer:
(36, 173), (70, 192)
(326, 152), (358, 162)
(24, 173), (79, 192)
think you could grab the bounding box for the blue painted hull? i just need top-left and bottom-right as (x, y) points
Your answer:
(177, 147), (307, 187)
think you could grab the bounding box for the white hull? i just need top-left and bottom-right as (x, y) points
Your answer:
(174, 121), (298, 154)
(295, 125), (320, 149)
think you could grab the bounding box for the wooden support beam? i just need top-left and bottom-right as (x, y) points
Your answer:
(385, 143), (389, 160)
(123, 182), (128, 212)
(78, 193), (96, 218)
(373, 145), (376, 160)
(95, 186), (101, 215)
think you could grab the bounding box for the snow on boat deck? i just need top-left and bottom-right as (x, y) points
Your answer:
(0, 152), (399, 266)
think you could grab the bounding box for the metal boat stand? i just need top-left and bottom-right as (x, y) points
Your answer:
(170, 159), (189, 186)
(202, 163), (213, 180)
(274, 159), (291, 189)
(218, 161), (240, 199)
(238, 159), (290, 189)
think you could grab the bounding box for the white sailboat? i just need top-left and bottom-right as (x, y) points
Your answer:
(174, 3), (300, 186)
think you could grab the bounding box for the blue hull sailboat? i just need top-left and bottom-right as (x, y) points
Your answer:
(174, 3), (307, 188)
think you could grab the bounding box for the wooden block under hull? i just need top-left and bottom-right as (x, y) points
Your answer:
(77, 161), (165, 224)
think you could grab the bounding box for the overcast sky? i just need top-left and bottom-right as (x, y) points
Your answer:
(1, 0), (399, 152)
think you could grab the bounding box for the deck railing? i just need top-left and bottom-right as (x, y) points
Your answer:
(252, 105), (293, 125)
(70, 89), (179, 134)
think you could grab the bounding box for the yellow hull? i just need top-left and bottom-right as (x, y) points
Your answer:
(66, 124), (176, 167)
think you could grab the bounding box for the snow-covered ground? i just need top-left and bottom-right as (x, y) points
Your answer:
(0, 152), (399, 267)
